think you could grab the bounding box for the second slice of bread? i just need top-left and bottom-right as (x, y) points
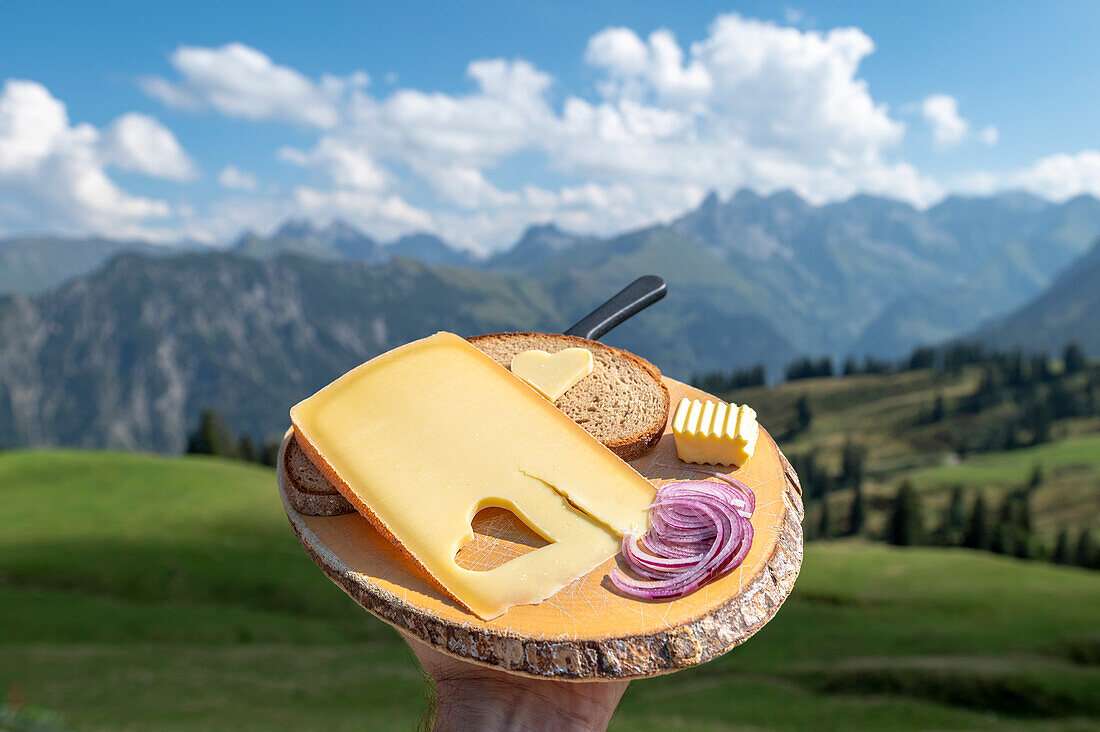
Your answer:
(467, 332), (669, 461)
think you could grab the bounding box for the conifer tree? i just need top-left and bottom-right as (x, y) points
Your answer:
(818, 496), (831, 539)
(1063, 342), (1087, 374)
(1011, 492), (1037, 559)
(936, 485), (967, 546)
(795, 395), (813, 433)
(1028, 403), (1052, 444)
(840, 440), (866, 489)
(801, 451), (820, 499)
(260, 441), (281, 467)
(991, 493), (1017, 556)
(1052, 527), (1072, 565)
(908, 346), (936, 371)
(888, 480), (923, 546)
(186, 409), (239, 458)
(962, 493), (991, 551)
(931, 393), (946, 422)
(848, 482), (866, 536)
(238, 436), (256, 463)
(1017, 490), (1033, 534)
(992, 524), (1015, 556)
(1077, 529), (1097, 569)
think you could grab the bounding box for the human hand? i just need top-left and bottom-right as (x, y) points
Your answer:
(402, 632), (628, 732)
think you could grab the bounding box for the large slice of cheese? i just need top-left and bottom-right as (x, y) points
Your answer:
(290, 331), (655, 619)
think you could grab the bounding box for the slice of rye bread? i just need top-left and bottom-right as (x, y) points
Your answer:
(283, 437), (354, 516)
(467, 332), (669, 461)
(284, 332), (669, 516)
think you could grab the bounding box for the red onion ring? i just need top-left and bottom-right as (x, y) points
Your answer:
(610, 472), (755, 600)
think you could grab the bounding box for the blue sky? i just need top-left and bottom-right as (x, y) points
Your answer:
(2, 1), (1100, 250)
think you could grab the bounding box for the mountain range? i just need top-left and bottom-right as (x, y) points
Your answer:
(4, 189), (1099, 358)
(232, 219), (479, 267)
(971, 237), (1100, 354)
(0, 236), (166, 295)
(671, 189), (1100, 356)
(0, 253), (557, 451)
(0, 243), (799, 451)
(1, 188), (1099, 451)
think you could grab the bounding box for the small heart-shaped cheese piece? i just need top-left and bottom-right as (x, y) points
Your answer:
(510, 348), (594, 401)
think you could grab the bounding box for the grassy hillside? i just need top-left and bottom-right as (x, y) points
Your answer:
(2, 451), (1098, 730)
(725, 366), (1100, 541)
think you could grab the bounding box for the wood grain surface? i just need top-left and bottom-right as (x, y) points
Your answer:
(277, 378), (804, 680)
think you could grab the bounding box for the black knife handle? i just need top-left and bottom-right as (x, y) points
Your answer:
(563, 275), (667, 341)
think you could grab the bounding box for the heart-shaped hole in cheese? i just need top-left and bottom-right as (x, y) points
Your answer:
(509, 348), (594, 401)
(455, 506), (552, 571)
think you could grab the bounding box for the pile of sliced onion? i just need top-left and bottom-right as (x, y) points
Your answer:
(610, 472), (754, 600)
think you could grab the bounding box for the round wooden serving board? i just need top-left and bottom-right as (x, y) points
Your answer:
(277, 378), (804, 680)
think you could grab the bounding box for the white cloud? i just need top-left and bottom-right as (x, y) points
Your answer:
(920, 95), (998, 149)
(430, 165), (519, 210)
(360, 58), (555, 170)
(217, 165), (257, 191)
(583, 17), (902, 167)
(0, 79), (175, 237)
(696, 16), (903, 165)
(255, 13), (927, 247)
(170, 185), (435, 247)
(125, 15), (1044, 249)
(0, 80), (69, 173)
(585, 27), (712, 104)
(140, 43), (367, 128)
(290, 186), (433, 234)
(101, 113), (197, 181)
(1008, 150), (1100, 201)
(921, 94), (968, 147)
(278, 137), (388, 191)
(950, 150), (1100, 202)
